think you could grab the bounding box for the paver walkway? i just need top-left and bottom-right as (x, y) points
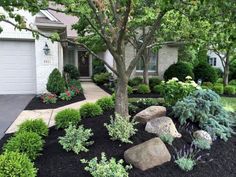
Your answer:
(6, 82), (110, 134)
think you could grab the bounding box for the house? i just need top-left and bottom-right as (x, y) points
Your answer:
(0, 8), (178, 95)
(207, 50), (224, 71)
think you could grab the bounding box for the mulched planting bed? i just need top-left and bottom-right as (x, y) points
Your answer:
(1, 110), (236, 177)
(24, 94), (86, 110)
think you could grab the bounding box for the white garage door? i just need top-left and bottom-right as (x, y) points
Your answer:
(0, 40), (36, 94)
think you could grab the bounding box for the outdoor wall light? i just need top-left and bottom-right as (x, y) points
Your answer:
(43, 42), (50, 55)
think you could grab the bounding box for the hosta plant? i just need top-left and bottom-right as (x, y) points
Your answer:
(104, 113), (138, 144)
(81, 153), (132, 177)
(59, 124), (93, 154)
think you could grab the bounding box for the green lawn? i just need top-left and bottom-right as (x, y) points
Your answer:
(221, 97), (236, 112)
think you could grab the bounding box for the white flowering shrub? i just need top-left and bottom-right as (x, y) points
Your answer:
(104, 113), (138, 144)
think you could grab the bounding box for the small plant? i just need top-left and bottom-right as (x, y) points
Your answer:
(96, 96), (115, 111)
(193, 138), (211, 150)
(212, 85), (224, 95)
(81, 153), (132, 177)
(3, 132), (44, 160)
(137, 84), (151, 94)
(149, 77), (162, 90)
(59, 124), (94, 154)
(55, 108), (81, 129)
(128, 77), (143, 87)
(153, 85), (163, 94)
(40, 93), (57, 104)
(135, 98), (159, 109)
(128, 103), (139, 114)
(79, 103), (103, 118)
(224, 85), (236, 95)
(68, 79), (83, 95)
(18, 119), (48, 137)
(46, 68), (65, 95)
(0, 151), (37, 177)
(127, 85), (133, 94)
(229, 79), (236, 86)
(63, 64), (80, 80)
(202, 82), (213, 89)
(93, 72), (111, 85)
(59, 90), (74, 101)
(160, 134), (174, 145)
(104, 113), (138, 144)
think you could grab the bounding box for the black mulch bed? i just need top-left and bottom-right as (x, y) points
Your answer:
(24, 94), (86, 110)
(1, 110), (236, 177)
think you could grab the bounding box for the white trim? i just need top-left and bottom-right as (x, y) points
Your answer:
(136, 70), (156, 73)
(40, 10), (59, 21)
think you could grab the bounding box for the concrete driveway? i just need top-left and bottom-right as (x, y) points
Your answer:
(0, 95), (34, 138)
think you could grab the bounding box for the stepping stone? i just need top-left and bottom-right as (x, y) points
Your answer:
(134, 106), (166, 123)
(124, 138), (171, 171)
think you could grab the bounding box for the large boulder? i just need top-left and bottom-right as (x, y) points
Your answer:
(145, 116), (181, 138)
(193, 130), (212, 144)
(124, 138), (171, 171)
(134, 106), (166, 123)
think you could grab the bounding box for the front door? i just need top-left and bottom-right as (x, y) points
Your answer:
(78, 52), (90, 77)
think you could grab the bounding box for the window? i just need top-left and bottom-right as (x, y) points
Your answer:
(136, 52), (158, 72)
(208, 57), (217, 66)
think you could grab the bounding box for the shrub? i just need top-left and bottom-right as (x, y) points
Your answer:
(216, 78), (223, 83)
(104, 113), (138, 144)
(55, 108), (81, 129)
(59, 90), (74, 101)
(153, 85), (163, 94)
(40, 93), (57, 104)
(128, 103), (139, 114)
(128, 77), (143, 87)
(224, 85), (236, 95)
(172, 89), (235, 141)
(160, 134), (174, 145)
(63, 64), (80, 80)
(0, 151), (37, 177)
(96, 96), (114, 111)
(59, 124), (93, 154)
(93, 72), (111, 85)
(81, 153), (132, 177)
(68, 79), (83, 94)
(46, 68), (65, 95)
(80, 103), (103, 118)
(149, 77), (162, 90)
(229, 79), (236, 86)
(212, 85), (224, 95)
(92, 58), (107, 75)
(193, 138), (211, 150)
(127, 85), (133, 94)
(3, 132), (44, 160)
(18, 119), (48, 137)
(137, 84), (151, 94)
(164, 62), (194, 81)
(134, 98), (160, 109)
(214, 67), (223, 78)
(193, 62), (218, 83)
(202, 82), (213, 89)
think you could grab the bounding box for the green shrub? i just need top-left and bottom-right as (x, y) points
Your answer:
(18, 119), (48, 137)
(63, 64), (80, 80)
(172, 89), (235, 141)
(104, 113), (138, 144)
(68, 79), (83, 94)
(214, 67), (223, 78)
(193, 62), (218, 83)
(40, 93), (57, 104)
(229, 79), (236, 86)
(127, 85), (133, 94)
(96, 96), (115, 111)
(164, 62), (194, 81)
(149, 77), (162, 90)
(128, 77), (143, 87)
(153, 85), (163, 94)
(216, 78), (223, 83)
(137, 84), (151, 94)
(175, 157), (196, 172)
(202, 82), (213, 89)
(0, 151), (37, 177)
(212, 85), (224, 95)
(80, 103), (103, 118)
(47, 68), (65, 95)
(59, 124), (94, 154)
(224, 85), (236, 95)
(193, 138), (211, 150)
(55, 108), (81, 129)
(3, 132), (44, 160)
(160, 134), (174, 145)
(92, 58), (107, 75)
(134, 98), (160, 109)
(93, 72), (111, 85)
(81, 153), (132, 177)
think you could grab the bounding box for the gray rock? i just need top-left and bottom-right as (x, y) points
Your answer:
(134, 106), (166, 123)
(145, 116), (181, 138)
(124, 138), (171, 171)
(193, 130), (212, 144)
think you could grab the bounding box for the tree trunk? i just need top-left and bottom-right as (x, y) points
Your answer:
(115, 76), (129, 117)
(223, 57), (230, 85)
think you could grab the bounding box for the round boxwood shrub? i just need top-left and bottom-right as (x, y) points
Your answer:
(47, 68), (65, 95)
(63, 64), (80, 80)
(0, 151), (37, 177)
(149, 77), (162, 90)
(96, 96), (115, 111)
(224, 85), (236, 95)
(212, 85), (224, 95)
(229, 79), (236, 86)
(79, 103), (103, 118)
(216, 78), (223, 83)
(193, 62), (218, 83)
(18, 119), (48, 137)
(55, 108), (81, 129)
(153, 85), (163, 94)
(164, 62), (194, 81)
(137, 84), (151, 94)
(202, 82), (213, 89)
(3, 132), (44, 160)
(93, 72), (111, 85)
(127, 85), (133, 94)
(128, 77), (143, 87)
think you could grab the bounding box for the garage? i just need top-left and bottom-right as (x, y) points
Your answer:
(0, 40), (36, 94)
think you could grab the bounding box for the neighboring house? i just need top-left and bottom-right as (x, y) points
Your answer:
(0, 8), (178, 95)
(207, 50), (224, 71)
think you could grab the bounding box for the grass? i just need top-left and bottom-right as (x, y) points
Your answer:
(221, 97), (236, 112)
